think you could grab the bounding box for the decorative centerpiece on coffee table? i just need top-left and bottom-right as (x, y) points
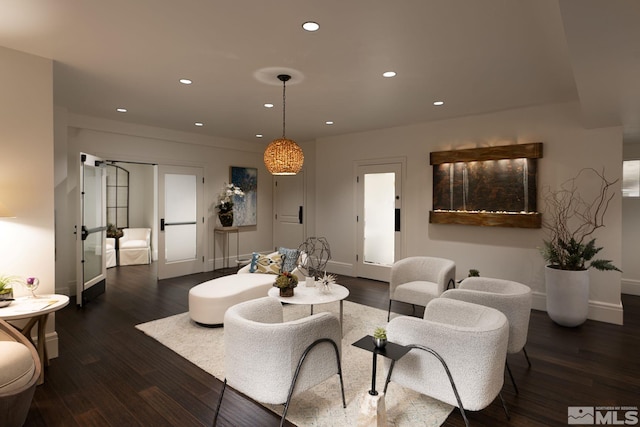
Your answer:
(0, 275), (17, 307)
(273, 271), (298, 297)
(317, 272), (336, 294)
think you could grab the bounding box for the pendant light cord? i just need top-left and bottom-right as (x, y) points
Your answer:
(282, 78), (287, 138)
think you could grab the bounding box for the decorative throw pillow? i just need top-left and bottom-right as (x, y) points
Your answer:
(278, 247), (300, 273)
(250, 252), (283, 275)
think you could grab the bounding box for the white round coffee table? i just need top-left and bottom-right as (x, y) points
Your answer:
(268, 283), (349, 335)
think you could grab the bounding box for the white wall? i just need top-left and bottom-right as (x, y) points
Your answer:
(315, 101), (624, 324)
(0, 47), (59, 352)
(54, 113), (280, 293)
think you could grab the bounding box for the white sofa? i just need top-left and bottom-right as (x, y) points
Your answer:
(106, 237), (117, 268)
(119, 228), (151, 265)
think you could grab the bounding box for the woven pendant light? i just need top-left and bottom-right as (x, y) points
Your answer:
(264, 74), (304, 175)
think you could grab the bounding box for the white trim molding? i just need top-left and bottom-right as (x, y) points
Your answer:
(532, 291), (623, 325)
(622, 279), (640, 296)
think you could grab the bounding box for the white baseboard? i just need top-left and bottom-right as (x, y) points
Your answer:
(45, 332), (60, 359)
(326, 260), (354, 276)
(532, 291), (623, 325)
(622, 279), (640, 296)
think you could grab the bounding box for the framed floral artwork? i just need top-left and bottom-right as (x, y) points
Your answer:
(230, 166), (257, 226)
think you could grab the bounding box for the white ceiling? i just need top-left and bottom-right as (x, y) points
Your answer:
(0, 0), (638, 144)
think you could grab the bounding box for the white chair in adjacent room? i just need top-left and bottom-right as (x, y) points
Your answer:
(384, 298), (510, 427)
(105, 237), (117, 268)
(388, 256), (456, 321)
(441, 276), (533, 394)
(213, 297), (346, 427)
(118, 228), (151, 266)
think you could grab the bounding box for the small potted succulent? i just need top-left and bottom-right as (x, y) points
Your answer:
(0, 275), (17, 307)
(273, 271), (298, 297)
(373, 327), (387, 348)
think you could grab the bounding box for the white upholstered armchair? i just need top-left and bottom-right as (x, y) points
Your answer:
(0, 318), (41, 427)
(118, 228), (151, 265)
(442, 276), (533, 394)
(384, 298), (510, 427)
(214, 297), (346, 427)
(388, 256), (456, 321)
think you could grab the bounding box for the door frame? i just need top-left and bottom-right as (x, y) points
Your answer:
(354, 157), (406, 281)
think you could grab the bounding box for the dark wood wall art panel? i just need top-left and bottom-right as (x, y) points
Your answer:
(430, 143), (542, 228)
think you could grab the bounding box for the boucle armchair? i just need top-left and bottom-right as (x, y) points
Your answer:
(119, 228), (151, 265)
(214, 297), (346, 427)
(388, 256), (456, 321)
(441, 276), (533, 394)
(384, 298), (509, 426)
(0, 318), (41, 427)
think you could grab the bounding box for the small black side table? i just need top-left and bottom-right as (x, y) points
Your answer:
(352, 335), (411, 396)
(352, 335), (411, 426)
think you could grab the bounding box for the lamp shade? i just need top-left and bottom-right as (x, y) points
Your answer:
(263, 138), (304, 175)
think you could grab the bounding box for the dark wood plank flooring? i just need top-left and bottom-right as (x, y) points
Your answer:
(23, 264), (640, 426)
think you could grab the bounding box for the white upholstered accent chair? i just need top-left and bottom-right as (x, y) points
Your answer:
(0, 318), (41, 427)
(118, 228), (151, 265)
(384, 298), (510, 427)
(388, 256), (456, 321)
(441, 276), (533, 394)
(214, 297), (346, 427)
(105, 237), (117, 268)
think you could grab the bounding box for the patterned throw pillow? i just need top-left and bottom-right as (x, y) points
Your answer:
(250, 252), (283, 275)
(278, 247), (300, 273)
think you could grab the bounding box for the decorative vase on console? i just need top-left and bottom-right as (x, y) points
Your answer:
(215, 182), (244, 228)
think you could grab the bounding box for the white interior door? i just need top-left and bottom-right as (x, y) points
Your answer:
(356, 163), (403, 281)
(76, 152), (107, 306)
(273, 171), (305, 250)
(157, 165), (204, 279)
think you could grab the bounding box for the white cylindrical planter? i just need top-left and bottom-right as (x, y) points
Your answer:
(545, 266), (589, 327)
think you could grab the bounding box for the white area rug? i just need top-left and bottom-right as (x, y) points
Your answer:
(136, 300), (452, 426)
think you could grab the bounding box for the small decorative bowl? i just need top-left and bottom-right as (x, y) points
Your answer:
(373, 337), (387, 349)
(0, 299), (13, 308)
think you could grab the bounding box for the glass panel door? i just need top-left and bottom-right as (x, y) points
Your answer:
(77, 153), (107, 306)
(157, 165), (204, 279)
(356, 162), (403, 281)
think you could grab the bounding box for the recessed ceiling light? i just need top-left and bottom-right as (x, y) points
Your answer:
(179, 78), (192, 85)
(256, 134), (263, 138)
(264, 103), (274, 108)
(325, 121), (334, 125)
(433, 101), (445, 106)
(194, 122), (204, 127)
(302, 21), (320, 32)
(116, 108), (127, 113)
(382, 71), (396, 78)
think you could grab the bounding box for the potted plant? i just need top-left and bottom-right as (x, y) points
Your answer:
(273, 271), (298, 297)
(373, 327), (387, 348)
(0, 275), (17, 307)
(540, 168), (621, 327)
(215, 182), (244, 227)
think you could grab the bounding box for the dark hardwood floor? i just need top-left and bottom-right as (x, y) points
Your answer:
(24, 264), (640, 426)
